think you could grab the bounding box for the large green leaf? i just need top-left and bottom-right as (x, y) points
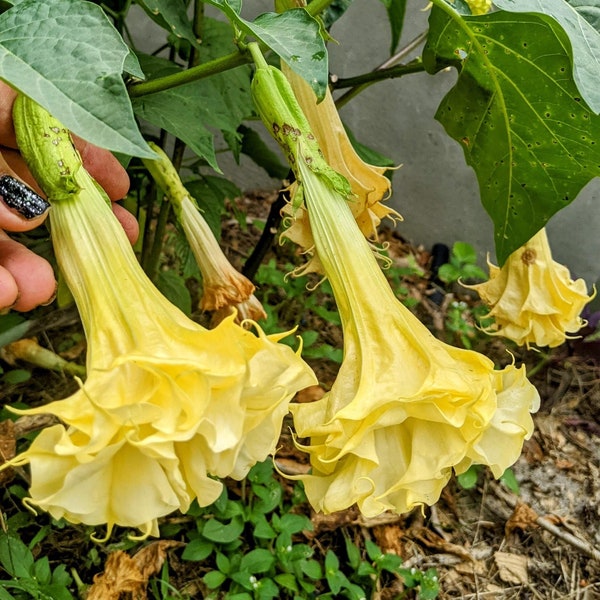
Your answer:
(205, 0), (328, 100)
(0, 0), (153, 157)
(132, 20), (253, 171)
(424, 3), (600, 263)
(494, 0), (600, 114)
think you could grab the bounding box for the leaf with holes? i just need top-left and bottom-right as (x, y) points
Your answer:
(494, 0), (600, 113)
(424, 3), (600, 263)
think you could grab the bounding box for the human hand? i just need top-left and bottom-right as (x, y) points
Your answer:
(0, 82), (138, 312)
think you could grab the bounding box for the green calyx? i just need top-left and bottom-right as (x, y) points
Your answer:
(13, 95), (82, 202)
(248, 43), (351, 200)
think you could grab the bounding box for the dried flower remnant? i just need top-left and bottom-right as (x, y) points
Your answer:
(250, 48), (539, 517)
(143, 143), (266, 324)
(468, 228), (593, 348)
(5, 96), (316, 538)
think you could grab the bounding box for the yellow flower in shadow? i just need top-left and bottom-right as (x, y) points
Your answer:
(279, 62), (401, 275)
(468, 228), (594, 348)
(288, 158), (540, 517)
(144, 143), (266, 323)
(7, 98), (316, 538)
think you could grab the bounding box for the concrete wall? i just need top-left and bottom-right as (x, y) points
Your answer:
(131, 1), (600, 287)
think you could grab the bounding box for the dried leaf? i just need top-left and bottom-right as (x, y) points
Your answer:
(494, 551), (528, 585)
(87, 551), (146, 600)
(87, 543), (181, 600)
(132, 540), (183, 580)
(505, 502), (539, 537)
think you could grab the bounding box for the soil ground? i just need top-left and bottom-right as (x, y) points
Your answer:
(0, 190), (599, 599)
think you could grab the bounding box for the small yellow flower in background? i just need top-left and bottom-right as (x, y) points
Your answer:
(7, 96), (317, 538)
(465, 0), (493, 15)
(249, 50), (540, 517)
(279, 62), (401, 275)
(144, 143), (266, 324)
(468, 228), (594, 349)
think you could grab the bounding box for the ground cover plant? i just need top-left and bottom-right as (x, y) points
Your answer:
(0, 0), (599, 598)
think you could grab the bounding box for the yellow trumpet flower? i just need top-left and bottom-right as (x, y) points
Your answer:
(288, 159), (540, 516)
(249, 48), (538, 517)
(279, 62), (401, 275)
(468, 228), (594, 348)
(143, 143), (266, 323)
(7, 97), (316, 538)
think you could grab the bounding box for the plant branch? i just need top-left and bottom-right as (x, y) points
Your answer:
(333, 30), (429, 108)
(128, 50), (251, 98)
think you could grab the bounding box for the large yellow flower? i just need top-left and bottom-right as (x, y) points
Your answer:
(279, 62), (401, 275)
(7, 97), (316, 538)
(144, 143), (266, 324)
(469, 228), (593, 348)
(287, 161), (539, 516)
(249, 53), (539, 517)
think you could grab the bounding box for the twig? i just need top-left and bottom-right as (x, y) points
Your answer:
(490, 482), (600, 562)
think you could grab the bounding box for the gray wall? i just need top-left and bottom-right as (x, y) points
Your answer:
(131, 1), (600, 287)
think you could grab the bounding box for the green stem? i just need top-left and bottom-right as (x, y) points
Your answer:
(306, 0), (336, 17)
(334, 60), (425, 109)
(128, 50), (251, 98)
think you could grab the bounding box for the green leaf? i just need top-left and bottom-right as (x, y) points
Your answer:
(0, 534), (34, 578)
(181, 538), (214, 561)
(274, 573), (299, 593)
(452, 241), (477, 264)
(205, 1), (328, 100)
(203, 570), (227, 589)
(300, 558), (322, 580)
(136, 0), (200, 48)
(379, 0), (407, 53)
(202, 516), (245, 543)
(278, 513), (312, 535)
(500, 467), (521, 494)
(0, 0), (152, 157)
(424, 4), (600, 263)
(252, 515), (277, 539)
(156, 270), (192, 316)
(239, 548), (275, 574)
(2, 369), (31, 385)
(457, 465), (480, 489)
(494, 0), (600, 113)
(344, 536), (361, 569)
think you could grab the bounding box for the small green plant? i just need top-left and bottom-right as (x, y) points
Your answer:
(437, 242), (487, 285)
(0, 528), (74, 600)
(457, 465), (520, 495)
(177, 460), (440, 599)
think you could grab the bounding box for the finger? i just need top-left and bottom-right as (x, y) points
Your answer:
(0, 153), (50, 233)
(112, 203), (139, 245)
(0, 231), (56, 312)
(0, 263), (19, 310)
(72, 135), (131, 201)
(0, 81), (17, 148)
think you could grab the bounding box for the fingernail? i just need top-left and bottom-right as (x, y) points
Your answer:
(40, 282), (58, 306)
(0, 175), (50, 219)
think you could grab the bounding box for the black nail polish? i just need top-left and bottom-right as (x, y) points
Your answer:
(0, 175), (50, 219)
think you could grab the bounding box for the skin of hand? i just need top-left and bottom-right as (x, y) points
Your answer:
(0, 82), (138, 312)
